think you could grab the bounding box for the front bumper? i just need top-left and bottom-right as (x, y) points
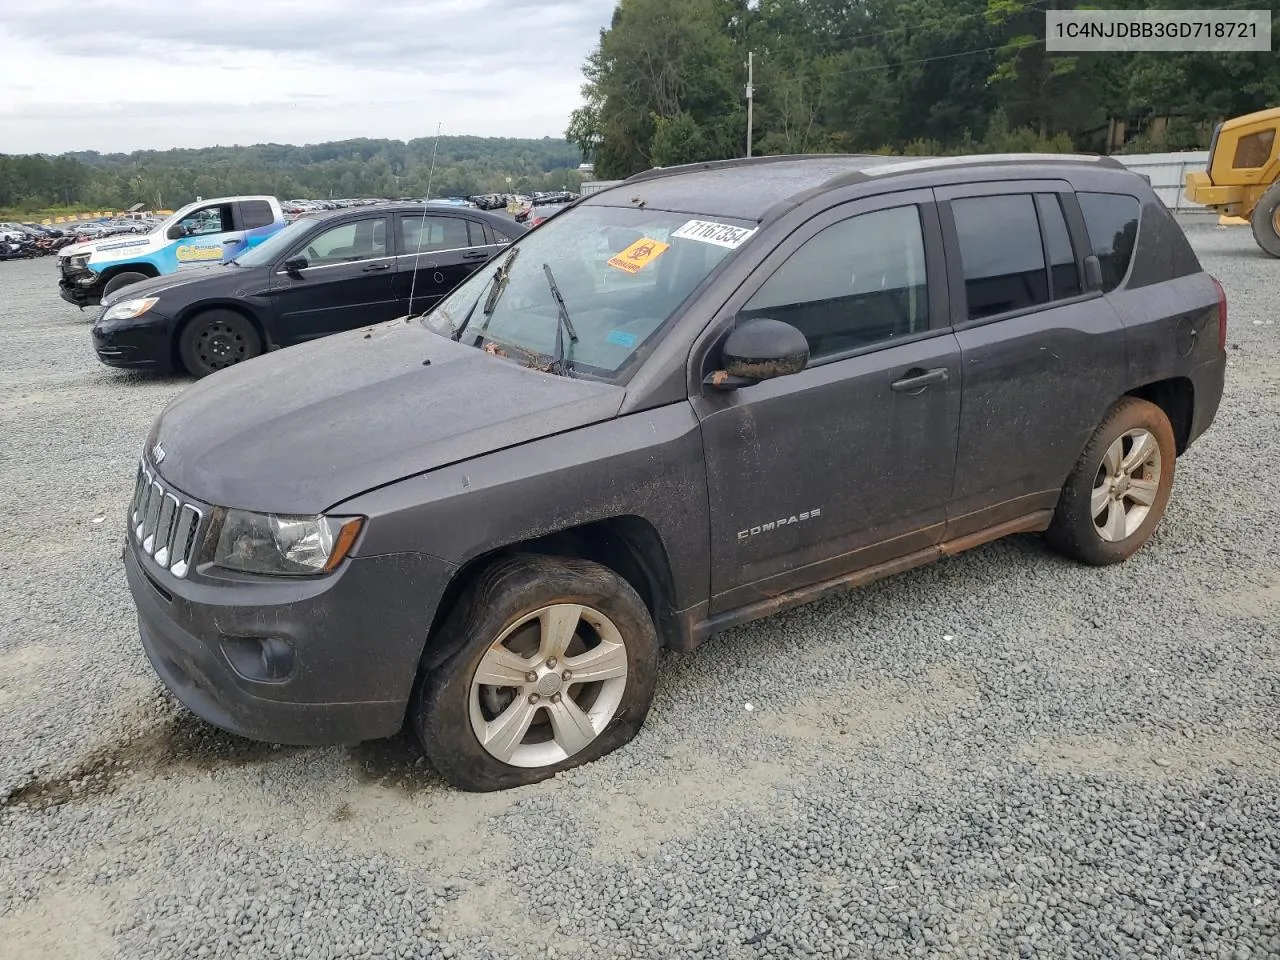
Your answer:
(92, 310), (177, 371)
(59, 266), (105, 307)
(125, 535), (456, 746)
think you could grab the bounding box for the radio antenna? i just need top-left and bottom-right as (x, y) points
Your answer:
(408, 121), (444, 318)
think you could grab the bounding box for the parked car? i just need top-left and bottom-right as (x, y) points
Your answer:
(122, 153), (1224, 791)
(59, 196), (289, 307)
(92, 203), (525, 377)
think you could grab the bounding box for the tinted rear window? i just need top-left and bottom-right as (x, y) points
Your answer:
(951, 194), (1049, 320)
(1077, 192), (1139, 292)
(241, 200), (275, 230)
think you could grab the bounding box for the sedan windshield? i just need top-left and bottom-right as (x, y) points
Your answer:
(229, 217), (317, 267)
(424, 205), (757, 381)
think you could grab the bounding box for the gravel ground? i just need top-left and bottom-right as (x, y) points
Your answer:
(1, 226), (1277, 960)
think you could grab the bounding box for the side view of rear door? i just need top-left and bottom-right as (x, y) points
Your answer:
(392, 213), (500, 316)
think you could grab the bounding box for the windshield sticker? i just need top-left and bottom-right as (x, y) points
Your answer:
(607, 237), (669, 275)
(605, 330), (638, 348)
(671, 219), (757, 249)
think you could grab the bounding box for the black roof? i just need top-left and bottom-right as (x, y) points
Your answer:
(583, 153), (1128, 222)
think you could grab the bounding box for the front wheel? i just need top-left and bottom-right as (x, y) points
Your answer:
(1045, 397), (1176, 566)
(177, 308), (262, 378)
(1249, 181), (1280, 259)
(102, 271), (150, 299)
(412, 555), (659, 792)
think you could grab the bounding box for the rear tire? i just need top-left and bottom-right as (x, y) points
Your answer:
(177, 309), (262, 378)
(102, 271), (150, 299)
(1250, 182), (1280, 259)
(1045, 397), (1176, 566)
(412, 554), (659, 792)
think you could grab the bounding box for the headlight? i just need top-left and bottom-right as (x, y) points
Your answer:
(102, 297), (159, 321)
(213, 510), (364, 576)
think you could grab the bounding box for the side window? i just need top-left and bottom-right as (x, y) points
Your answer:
(1036, 194), (1082, 300)
(1232, 129), (1276, 170)
(466, 221), (489, 246)
(951, 194), (1048, 320)
(240, 200), (275, 230)
(399, 215), (471, 254)
(1077, 192), (1140, 293)
(739, 205), (929, 361)
(174, 204), (233, 238)
(297, 218), (387, 266)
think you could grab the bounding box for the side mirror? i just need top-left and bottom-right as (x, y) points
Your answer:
(1083, 254), (1103, 292)
(283, 255), (308, 274)
(166, 225), (182, 241)
(706, 318), (810, 389)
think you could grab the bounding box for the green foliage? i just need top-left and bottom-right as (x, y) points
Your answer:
(0, 137), (584, 216)
(571, 0), (1280, 175)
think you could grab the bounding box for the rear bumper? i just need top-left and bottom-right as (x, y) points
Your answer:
(125, 538), (456, 746)
(1187, 353), (1226, 450)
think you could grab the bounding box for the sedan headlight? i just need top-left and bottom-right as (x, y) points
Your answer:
(214, 510), (364, 576)
(102, 297), (159, 321)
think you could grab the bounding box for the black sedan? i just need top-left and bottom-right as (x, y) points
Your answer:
(91, 204), (526, 378)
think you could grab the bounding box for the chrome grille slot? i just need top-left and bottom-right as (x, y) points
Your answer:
(128, 460), (204, 579)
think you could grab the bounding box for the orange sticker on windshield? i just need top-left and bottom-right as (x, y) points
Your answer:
(607, 237), (669, 274)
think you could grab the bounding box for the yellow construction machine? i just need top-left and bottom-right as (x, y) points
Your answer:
(1185, 106), (1280, 257)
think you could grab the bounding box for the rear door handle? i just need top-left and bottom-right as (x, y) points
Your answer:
(890, 367), (949, 393)
(462, 250), (490, 260)
(361, 262), (391, 272)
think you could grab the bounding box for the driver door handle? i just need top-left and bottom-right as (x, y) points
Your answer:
(462, 250), (490, 260)
(890, 367), (949, 393)
(361, 262), (391, 272)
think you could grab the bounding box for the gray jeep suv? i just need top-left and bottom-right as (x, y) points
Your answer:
(123, 154), (1226, 791)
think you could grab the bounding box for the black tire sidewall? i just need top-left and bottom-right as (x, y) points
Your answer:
(1251, 183), (1280, 258)
(413, 554), (660, 792)
(102, 272), (149, 298)
(1047, 397), (1177, 566)
(177, 309), (262, 378)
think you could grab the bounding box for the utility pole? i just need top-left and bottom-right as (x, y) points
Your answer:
(745, 51), (754, 158)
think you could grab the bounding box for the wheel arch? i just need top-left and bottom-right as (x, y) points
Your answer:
(418, 515), (682, 673)
(98, 261), (160, 283)
(1126, 376), (1194, 455)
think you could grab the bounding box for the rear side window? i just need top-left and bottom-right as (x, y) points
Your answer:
(951, 194), (1049, 320)
(400, 215), (470, 253)
(240, 200), (275, 230)
(1036, 194), (1082, 300)
(1077, 192), (1140, 292)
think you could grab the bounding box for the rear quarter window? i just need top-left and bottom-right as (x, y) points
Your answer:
(1077, 192), (1139, 292)
(240, 200), (276, 230)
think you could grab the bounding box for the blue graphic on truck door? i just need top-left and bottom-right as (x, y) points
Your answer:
(163, 201), (246, 270)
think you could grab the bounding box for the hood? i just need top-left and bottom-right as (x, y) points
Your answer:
(148, 319), (625, 514)
(100, 263), (236, 307)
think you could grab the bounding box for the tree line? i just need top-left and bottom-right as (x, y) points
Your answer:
(567, 0), (1280, 178)
(0, 137), (585, 215)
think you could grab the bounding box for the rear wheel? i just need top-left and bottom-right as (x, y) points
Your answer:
(412, 555), (659, 792)
(177, 309), (262, 378)
(1045, 397), (1176, 566)
(102, 271), (150, 299)
(1250, 181), (1280, 258)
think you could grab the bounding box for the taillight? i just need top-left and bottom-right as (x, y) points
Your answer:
(1211, 275), (1227, 350)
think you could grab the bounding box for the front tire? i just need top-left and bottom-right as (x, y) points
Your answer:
(1250, 182), (1280, 259)
(412, 555), (659, 792)
(102, 271), (150, 299)
(1045, 397), (1176, 566)
(177, 309), (262, 378)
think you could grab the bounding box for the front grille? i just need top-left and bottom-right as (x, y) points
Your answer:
(130, 462), (203, 579)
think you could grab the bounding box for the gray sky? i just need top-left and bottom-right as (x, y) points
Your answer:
(0, 0), (614, 154)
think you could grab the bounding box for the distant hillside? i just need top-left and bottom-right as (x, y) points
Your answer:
(0, 136), (585, 214)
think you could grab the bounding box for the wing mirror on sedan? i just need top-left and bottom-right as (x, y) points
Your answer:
(283, 255), (309, 274)
(705, 317), (810, 390)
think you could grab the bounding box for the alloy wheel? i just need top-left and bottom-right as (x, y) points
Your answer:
(1091, 428), (1162, 542)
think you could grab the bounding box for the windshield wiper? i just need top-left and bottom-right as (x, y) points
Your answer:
(454, 247), (520, 341)
(542, 263), (578, 375)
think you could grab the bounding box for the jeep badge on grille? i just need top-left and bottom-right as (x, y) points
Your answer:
(151, 441), (165, 464)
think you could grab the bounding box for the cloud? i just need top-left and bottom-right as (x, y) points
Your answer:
(0, 0), (612, 152)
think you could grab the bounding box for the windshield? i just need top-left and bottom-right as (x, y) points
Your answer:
(424, 205), (755, 381)
(229, 217), (317, 267)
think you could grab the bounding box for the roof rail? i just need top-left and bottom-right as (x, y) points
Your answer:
(622, 153), (886, 186)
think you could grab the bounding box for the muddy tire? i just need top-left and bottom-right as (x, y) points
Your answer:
(102, 271), (150, 299)
(1045, 397), (1177, 566)
(1250, 182), (1280, 259)
(177, 308), (262, 378)
(412, 554), (659, 792)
